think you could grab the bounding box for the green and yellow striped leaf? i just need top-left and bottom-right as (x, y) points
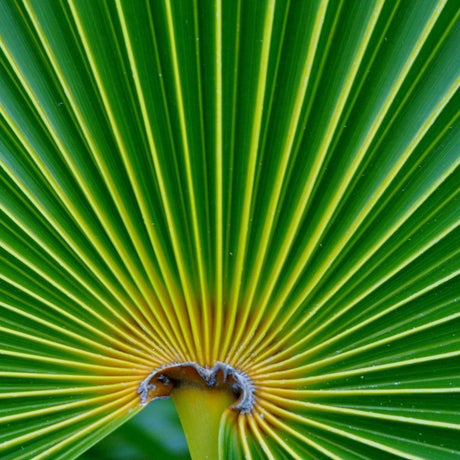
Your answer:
(1, 0), (459, 458)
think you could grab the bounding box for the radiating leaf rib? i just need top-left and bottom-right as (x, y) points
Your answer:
(0, 383), (137, 399)
(224, 0), (292, 362)
(263, 388), (460, 424)
(258, 407), (341, 460)
(229, 0), (329, 363)
(221, 0), (241, 307)
(239, 6), (457, 367)
(1, 211), (153, 338)
(0, 159), (161, 349)
(255, 301), (460, 379)
(246, 414), (276, 460)
(0, 391), (135, 424)
(0, 45), (158, 330)
(262, 349), (460, 387)
(32, 401), (140, 460)
(160, 0), (208, 363)
(251, 227), (460, 371)
(0, 273), (153, 354)
(277, 77), (458, 322)
(259, 400), (427, 460)
(0, 300), (157, 365)
(300, 145), (459, 321)
(237, 415), (252, 460)
(1, 390), (136, 451)
(257, 413), (307, 460)
(59, 1), (185, 349)
(222, 0), (276, 361)
(1, 240), (158, 345)
(233, 0), (386, 365)
(250, 169), (460, 368)
(0, 347), (142, 372)
(0, 372), (141, 382)
(211, 0), (224, 365)
(191, 2), (213, 348)
(110, 0), (200, 361)
(112, 0), (199, 361)
(267, 387), (460, 398)
(0, 325), (150, 368)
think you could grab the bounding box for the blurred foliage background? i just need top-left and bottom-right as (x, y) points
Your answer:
(81, 399), (188, 460)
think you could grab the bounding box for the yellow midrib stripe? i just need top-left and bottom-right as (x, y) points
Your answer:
(0, 272), (149, 353)
(266, 387), (460, 397)
(0, 348), (147, 373)
(0, 325), (146, 369)
(0, 31), (155, 331)
(0, 301), (155, 365)
(213, 0), (224, 364)
(251, 156), (460, 367)
(262, 349), (460, 386)
(222, 0), (277, 360)
(33, 399), (140, 460)
(264, 394), (460, 431)
(258, 407), (341, 460)
(0, 382), (135, 399)
(230, 0), (330, 363)
(252, 258), (460, 372)
(235, 0), (385, 365)
(270, 216), (460, 366)
(260, 298), (460, 378)
(0, 203), (164, 356)
(280, 0), (449, 330)
(259, 400), (426, 460)
(0, 389), (135, 424)
(0, 389), (135, 451)
(65, 0), (184, 347)
(247, 414), (277, 460)
(114, 0), (195, 362)
(0, 372), (141, 382)
(1, 240), (149, 346)
(163, 0), (211, 363)
(283, 73), (459, 334)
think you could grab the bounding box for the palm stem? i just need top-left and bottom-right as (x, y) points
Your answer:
(172, 385), (234, 460)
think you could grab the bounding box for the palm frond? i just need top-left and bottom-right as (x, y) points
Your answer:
(1, 0), (459, 458)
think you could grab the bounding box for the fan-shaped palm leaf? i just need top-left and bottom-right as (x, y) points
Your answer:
(1, 0), (459, 459)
